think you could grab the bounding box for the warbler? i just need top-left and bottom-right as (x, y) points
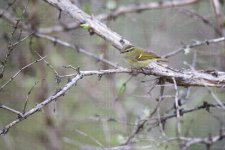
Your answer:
(121, 44), (164, 68)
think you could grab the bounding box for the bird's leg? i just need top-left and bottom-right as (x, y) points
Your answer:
(130, 68), (139, 76)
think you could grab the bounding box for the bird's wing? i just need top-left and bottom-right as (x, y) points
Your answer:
(136, 51), (161, 61)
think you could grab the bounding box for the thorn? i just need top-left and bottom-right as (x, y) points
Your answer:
(98, 74), (103, 80)
(67, 77), (72, 83)
(55, 75), (61, 84)
(76, 67), (80, 74)
(53, 36), (58, 46)
(58, 9), (62, 20)
(1, 128), (9, 135)
(0, 73), (3, 79)
(54, 88), (62, 95)
(119, 38), (125, 45)
(17, 113), (24, 119)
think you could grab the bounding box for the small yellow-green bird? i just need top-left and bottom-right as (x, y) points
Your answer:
(121, 44), (164, 68)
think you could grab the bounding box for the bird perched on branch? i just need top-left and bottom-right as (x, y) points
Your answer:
(121, 45), (165, 68)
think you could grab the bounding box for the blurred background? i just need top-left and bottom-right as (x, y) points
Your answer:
(0, 0), (225, 149)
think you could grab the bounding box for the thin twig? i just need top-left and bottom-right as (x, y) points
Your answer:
(164, 37), (225, 58)
(207, 88), (225, 110)
(0, 105), (23, 117)
(75, 129), (104, 149)
(35, 33), (121, 69)
(0, 57), (45, 92)
(211, 0), (223, 33)
(22, 81), (39, 114)
(157, 79), (167, 137)
(172, 77), (182, 144)
(0, 73), (83, 135)
(177, 8), (221, 36)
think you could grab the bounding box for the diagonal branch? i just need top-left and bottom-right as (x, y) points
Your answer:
(0, 68), (130, 135)
(0, 8), (119, 69)
(1, 67), (225, 134)
(38, 0), (200, 34)
(43, 0), (130, 50)
(0, 73), (83, 135)
(41, 0), (225, 88)
(2, 1), (224, 88)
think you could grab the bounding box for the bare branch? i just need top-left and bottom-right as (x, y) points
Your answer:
(0, 105), (23, 117)
(38, 0), (225, 88)
(0, 57), (45, 92)
(75, 129), (103, 148)
(35, 33), (120, 68)
(177, 8), (222, 36)
(207, 88), (225, 110)
(106, 0), (200, 17)
(211, 0), (223, 33)
(0, 8), (28, 30)
(0, 73), (83, 135)
(43, 0), (130, 50)
(22, 81), (39, 114)
(1, 1), (225, 149)
(172, 77), (182, 148)
(38, 0), (200, 34)
(164, 37), (225, 58)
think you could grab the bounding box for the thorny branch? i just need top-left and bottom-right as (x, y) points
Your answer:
(1, 1), (225, 87)
(0, 57), (45, 92)
(1, 1), (225, 149)
(37, 0), (200, 34)
(0, 68), (129, 135)
(40, 0), (225, 88)
(1, 66), (225, 135)
(164, 37), (225, 58)
(0, 73), (82, 135)
(0, 8), (120, 69)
